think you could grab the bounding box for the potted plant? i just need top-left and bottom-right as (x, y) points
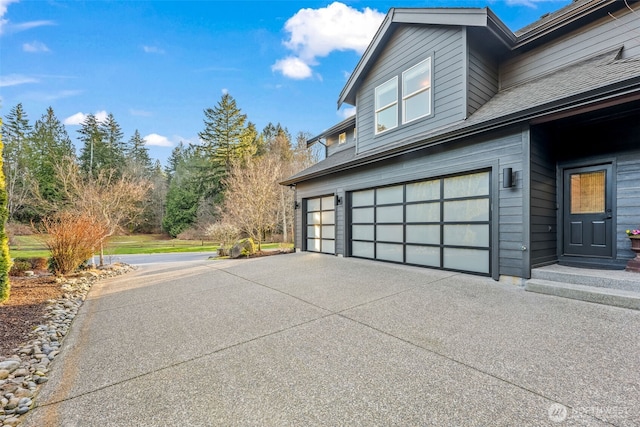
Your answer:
(625, 228), (640, 272)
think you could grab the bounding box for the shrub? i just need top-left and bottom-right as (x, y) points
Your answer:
(205, 222), (240, 256)
(43, 211), (109, 275)
(0, 127), (11, 303)
(9, 260), (31, 276)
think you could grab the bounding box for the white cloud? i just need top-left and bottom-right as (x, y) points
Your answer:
(0, 73), (38, 87)
(221, 88), (229, 95)
(0, 0), (18, 35)
(273, 2), (385, 79)
(271, 56), (313, 80)
(23, 89), (81, 102)
(23, 40), (50, 53)
(339, 106), (356, 120)
(63, 110), (108, 126)
(142, 45), (165, 54)
(143, 133), (173, 147)
(129, 108), (152, 117)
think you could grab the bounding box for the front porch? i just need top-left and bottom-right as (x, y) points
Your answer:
(526, 263), (640, 310)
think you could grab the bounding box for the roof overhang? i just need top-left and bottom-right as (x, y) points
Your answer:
(306, 115), (356, 148)
(338, 7), (515, 108)
(283, 77), (640, 187)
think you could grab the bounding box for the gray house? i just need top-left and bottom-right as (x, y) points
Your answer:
(281, 0), (640, 281)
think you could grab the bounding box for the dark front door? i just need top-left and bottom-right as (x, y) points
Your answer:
(563, 164), (613, 258)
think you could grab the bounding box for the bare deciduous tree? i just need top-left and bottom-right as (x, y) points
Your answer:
(222, 155), (281, 250)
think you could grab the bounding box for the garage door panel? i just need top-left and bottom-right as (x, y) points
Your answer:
(350, 171), (491, 276)
(305, 195), (336, 255)
(406, 245), (440, 267)
(444, 248), (489, 273)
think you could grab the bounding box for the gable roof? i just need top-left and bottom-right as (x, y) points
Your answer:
(282, 48), (640, 186)
(338, 7), (514, 107)
(338, 0), (624, 108)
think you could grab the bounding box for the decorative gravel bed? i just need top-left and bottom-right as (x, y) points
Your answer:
(0, 264), (133, 426)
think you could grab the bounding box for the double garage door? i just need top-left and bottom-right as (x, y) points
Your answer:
(350, 171), (491, 274)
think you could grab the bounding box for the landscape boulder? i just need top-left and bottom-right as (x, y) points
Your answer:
(230, 238), (256, 259)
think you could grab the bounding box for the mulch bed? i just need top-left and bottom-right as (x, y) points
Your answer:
(0, 275), (63, 358)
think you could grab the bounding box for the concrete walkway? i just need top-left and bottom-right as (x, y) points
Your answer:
(23, 253), (640, 426)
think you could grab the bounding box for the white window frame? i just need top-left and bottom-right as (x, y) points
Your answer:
(338, 132), (346, 145)
(374, 76), (398, 135)
(402, 57), (432, 124)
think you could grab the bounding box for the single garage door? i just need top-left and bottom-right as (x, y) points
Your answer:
(306, 195), (336, 254)
(350, 171), (490, 274)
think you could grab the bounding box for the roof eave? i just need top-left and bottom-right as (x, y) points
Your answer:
(286, 78), (640, 186)
(337, 7), (515, 109)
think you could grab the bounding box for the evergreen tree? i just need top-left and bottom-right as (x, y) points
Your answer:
(198, 93), (258, 174)
(0, 118), (12, 303)
(100, 113), (126, 174)
(30, 107), (75, 212)
(126, 130), (153, 177)
(1, 103), (33, 220)
(162, 149), (202, 237)
(78, 114), (106, 177)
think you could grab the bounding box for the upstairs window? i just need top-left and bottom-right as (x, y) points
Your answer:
(339, 132), (346, 144)
(375, 77), (398, 134)
(402, 58), (431, 124)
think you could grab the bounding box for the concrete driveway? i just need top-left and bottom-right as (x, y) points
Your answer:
(23, 253), (640, 426)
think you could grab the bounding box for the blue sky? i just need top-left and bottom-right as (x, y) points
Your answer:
(0, 0), (571, 165)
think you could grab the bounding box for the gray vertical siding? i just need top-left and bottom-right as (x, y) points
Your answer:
(529, 128), (558, 267)
(295, 126), (526, 277)
(616, 151), (640, 260)
(467, 38), (498, 116)
(356, 25), (465, 154)
(501, 6), (640, 89)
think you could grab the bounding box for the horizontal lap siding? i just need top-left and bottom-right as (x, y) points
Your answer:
(296, 127), (526, 276)
(357, 25), (465, 153)
(467, 41), (498, 115)
(501, 6), (640, 89)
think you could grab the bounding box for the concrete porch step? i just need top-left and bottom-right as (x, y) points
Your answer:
(530, 264), (640, 292)
(525, 279), (640, 310)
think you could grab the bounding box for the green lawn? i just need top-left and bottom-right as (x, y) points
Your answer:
(9, 234), (292, 258)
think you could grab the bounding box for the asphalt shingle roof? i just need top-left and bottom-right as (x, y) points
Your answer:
(282, 49), (640, 185)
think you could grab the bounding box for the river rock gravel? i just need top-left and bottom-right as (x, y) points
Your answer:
(0, 264), (133, 426)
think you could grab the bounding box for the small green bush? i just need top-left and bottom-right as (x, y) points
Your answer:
(9, 260), (31, 276)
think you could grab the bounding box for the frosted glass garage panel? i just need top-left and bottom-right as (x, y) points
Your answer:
(444, 248), (488, 273)
(352, 190), (374, 207)
(307, 239), (321, 252)
(307, 225), (321, 238)
(444, 199), (489, 221)
(307, 198), (320, 211)
(406, 225), (439, 244)
(321, 196), (334, 209)
(376, 243), (403, 262)
(444, 224), (489, 247)
(352, 241), (374, 258)
(406, 245), (440, 267)
(322, 240), (335, 254)
(406, 203), (440, 222)
(377, 205), (403, 223)
(376, 225), (403, 242)
(307, 212), (321, 224)
(322, 226), (335, 239)
(377, 185), (403, 205)
(321, 211), (335, 225)
(352, 225), (374, 240)
(406, 180), (440, 202)
(352, 207), (374, 223)
(444, 172), (489, 198)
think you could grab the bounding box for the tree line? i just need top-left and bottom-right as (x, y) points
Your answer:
(1, 93), (317, 252)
